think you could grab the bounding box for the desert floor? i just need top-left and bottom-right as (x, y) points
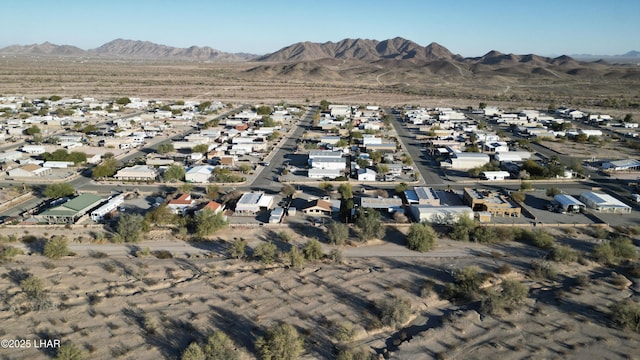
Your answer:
(0, 225), (639, 359)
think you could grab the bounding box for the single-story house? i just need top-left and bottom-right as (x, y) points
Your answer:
(300, 199), (333, 216)
(308, 168), (343, 179)
(404, 187), (440, 206)
(198, 201), (224, 214)
(38, 193), (104, 224)
(7, 164), (50, 177)
(234, 192), (274, 216)
(409, 205), (473, 224)
(359, 197), (403, 213)
(114, 165), (158, 181)
(168, 194), (196, 214)
(357, 168), (377, 181)
(185, 165), (214, 183)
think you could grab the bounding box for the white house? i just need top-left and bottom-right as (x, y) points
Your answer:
(235, 192), (274, 216)
(480, 171), (510, 180)
(114, 165), (158, 181)
(410, 205), (473, 224)
(90, 194), (124, 222)
(308, 168), (342, 179)
(442, 153), (490, 170)
(185, 165), (214, 183)
(357, 168), (377, 181)
(310, 157), (346, 170)
(21, 145), (46, 155)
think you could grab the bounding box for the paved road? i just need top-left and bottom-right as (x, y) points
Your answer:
(385, 108), (446, 186)
(248, 107), (316, 191)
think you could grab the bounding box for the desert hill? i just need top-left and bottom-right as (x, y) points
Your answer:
(0, 39), (257, 62)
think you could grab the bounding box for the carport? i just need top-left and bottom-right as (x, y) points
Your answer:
(553, 194), (586, 214)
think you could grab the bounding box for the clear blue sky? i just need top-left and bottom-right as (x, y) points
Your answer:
(2, 0), (638, 56)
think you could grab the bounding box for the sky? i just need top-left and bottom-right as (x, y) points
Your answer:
(1, 0), (639, 57)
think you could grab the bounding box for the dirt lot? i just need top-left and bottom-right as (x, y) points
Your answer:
(0, 225), (638, 359)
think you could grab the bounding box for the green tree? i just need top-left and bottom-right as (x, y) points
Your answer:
(406, 223), (437, 252)
(67, 152), (87, 165)
(43, 236), (70, 259)
(369, 151), (382, 163)
(262, 116), (277, 127)
(164, 164), (186, 182)
(327, 221), (349, 245)
(303, 238), (323, 260)
(194, 209), (228, 237)
(228, 238), (247, 260)
(92, 158), (119, 179)
(43, 183), (75, 198)
(356, 158), (370, 169)
(49, 95), (62, 101)
(239, 164), (251, 174)
(144, 205), (176, 226)
(55, 342), (84, 360)
(115, 213), (147, 243)
(355, 209), (385, 241)
(338, 183), (353, 199)
(624, 113), (633, 123)
(546, 187), (562, 197)
(179, 183), (194, 194)
(255, 323), (304, 360)
(256, 105), (272, 115)
(206, 185), (220, 200)
(320, 100), (330, 111)
(479, 102), (487, 109)
(376, 164), (389, 175)
(254, 241), (278, 264)
(81, 124), (98, 134)
(611, 236), (638, 259)
(24, 125), (41, 135)
(157, 142), (175, 154)
(203, 330), (240, 360)
(198, 101), (212, 112)
(280, 184), (296, 198)
(394, 182), (408, 194)
(115, 97), (131, 105)
(192, 144), (209, 155)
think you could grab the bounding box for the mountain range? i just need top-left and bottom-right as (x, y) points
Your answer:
(0, 39), (257, 61)
(1, 37), (638, 83)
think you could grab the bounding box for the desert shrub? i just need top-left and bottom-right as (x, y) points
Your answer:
(591, 226), (609, 239)
(277, 231), (292, 243)
(610, 236), (637, 260)
(518, 229), (554, 249)
(88, 251), (108, 259)
(609, 300), (640, 332)
(497, 263), (512, 275)
(303, 238), (323, 260)
(575, 274), (590, 287)
(470, 226), (503, 244)
(511, 191), (526, 202)
(332, 321), (356, 342)
(419, 280), (435, 298)
(228, 238), (247, 260)
(21, 275), (45, 299)
(329, 248), (343, 264)
(447, 266), (485, 301)
(375, 295), (412, 329)
(55, 342), (84, 360)
(450, 214), (474, 242)
(406, 223), (437, 252)
(481, 280), (528, 315)
(254, 241), (278, 264)
(255, 323), (304, 360)
(181, 342), (205, 360)
(529, 260), (557, 281)
(143, 315), (157, 335)
(288, 247), (305, 268)
(355, 209), (385, 241)
(549, 245), (578, 263)
(327, 221), (349, 245)
(152, 250), (173, 259)
(1, 246), (23, 259)
(203, 330), (239, 360)
(135, 247), (151, 257)
(593, 243), (616, 265)
(337, 347), (372, 360)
